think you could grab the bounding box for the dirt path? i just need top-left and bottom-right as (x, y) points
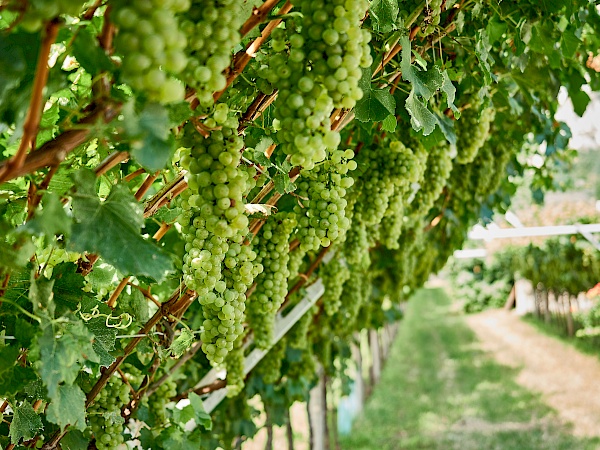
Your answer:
(466, 309), (600, 438)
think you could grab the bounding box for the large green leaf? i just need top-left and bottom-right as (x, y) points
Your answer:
(72, 28), (114, 76)
(46, 385), (87, 431)
(21, 193), (72, 238)
(79, 297), (117, 367)
(124, 102), (175, 172)
(369, 0), (399, 33)
(400, 36), (443, 101)
(405, 91), (436, 136)
(355, 68), (396, 123)
(69, 170), (173, 281)
(38, 321), (97, 398)
(9, 401), (43, 444)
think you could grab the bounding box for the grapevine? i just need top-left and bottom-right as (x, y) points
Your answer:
(0, 1), (594, 448)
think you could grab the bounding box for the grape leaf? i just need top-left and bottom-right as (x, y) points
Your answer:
(169, 328), (195, 358)
(118, 288), (149, 324)
(400, 36), (443, 101)
(38, 321), (97, 398)
(369, 0), (399, 33)
(125, 102), (175, 172)
(405, 91), (436, 136)
(21, 193), (72, 238)
(0, 31), (40, 129)
(0, 365), (36, 397)
(568, 89), (590, 117)
(560, 28), (581, 59)
(72, 28), (114, 76)
(79, 297), (117, 367)
(434, 113), (457, 146)
(173, 404), (195, 426)
(69, 170), (173, 282)
(29, 274), (55, 320)
(0, 346), (35, 396)
(441, 71), (460, 118)
(52, 263), (93, 315)
(381, 115), (397, 132)
(486, 14), (507, 44)
(189, 393), (212, 430)
(474, 30), (497, 84)
(160, 427), (203, 450)
(9, 401), (43, 444)
(46, 385), (87, 431)
(273, 173), (296, 194)
(61, 430), (90, 450)
(355, 68), (396, 123)
(0, 238), (35, 270)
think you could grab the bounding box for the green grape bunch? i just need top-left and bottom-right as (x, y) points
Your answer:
(181, 0), (247, 107)
(294, 148), (356, 252)
(247, 212), (297, 349)
(112, 0), (189, 103)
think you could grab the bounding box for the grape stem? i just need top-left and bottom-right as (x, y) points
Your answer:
(0, 103), (122, 183)
(0, 273), (10, 298)
(134, 171), (160, 201)
(123, 167), (146, 182)
(0, 19), (61, 183)
(95, 151), (130, 176)
(107, 277), (130, 309)
(239, 0), (285, 37)
(82, 0), (105, 20)
(26, 164), (59, 220)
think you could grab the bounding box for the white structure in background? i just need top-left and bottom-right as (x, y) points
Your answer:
(555, 88), (600, 151)
(504, 210), (525, 228)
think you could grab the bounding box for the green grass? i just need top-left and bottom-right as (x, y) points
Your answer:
(340, 288), (600, 450)
(522, 314), (600, 361)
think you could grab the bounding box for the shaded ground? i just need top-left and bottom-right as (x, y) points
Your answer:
(466, 308), (600, 439)
(340, 288), (600, 450)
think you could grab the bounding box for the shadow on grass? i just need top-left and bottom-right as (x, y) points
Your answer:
(340, 288), (600, 450)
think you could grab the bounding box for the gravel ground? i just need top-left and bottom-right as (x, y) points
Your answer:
(466, 309), (600, 438)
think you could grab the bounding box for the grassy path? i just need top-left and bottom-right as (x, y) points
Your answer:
(340, 288), (600, 450)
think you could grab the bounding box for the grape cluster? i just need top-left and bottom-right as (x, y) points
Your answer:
(290, 0), (372, 109)
(409, 141), (453, 218)
(224, 335), (245, 396)
(178, 106), (261, 365)
(342, 220), (370, 269)
(353, 141), (420, 227)
(455, 103), (495, 164)
(285, 345), (318, 393)
(35, 243), (80, 277)
(88, 377), (129, 450)
(288, 247), (308, 282)
(181, 0), (246, 107)
(147, 377), (177, 426)
(320, 257), (350, 316)
(256, 339), (287, 384)
(482, 140), (512, 197)
(247, 213), (297, 349)
(379, 142), (427, 248)
(288, 305), (317, 349)
(256, 0), (371, 169)
(6, 0), (85, 32)
(112, 0), (189, 103)
(294, 149), (356, 251)
(332, 268), (372, 337)
(271, 76), (338, 170)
